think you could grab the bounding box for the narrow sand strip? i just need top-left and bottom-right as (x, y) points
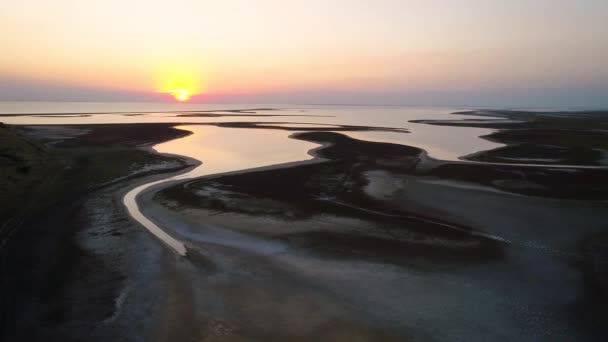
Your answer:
(123, 179), (188, 256)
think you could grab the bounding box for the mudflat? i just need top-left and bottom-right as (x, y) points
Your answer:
(1, 109), (607, 341)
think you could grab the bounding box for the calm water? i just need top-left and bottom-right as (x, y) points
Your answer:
(0, 101), (500, 161)
(3, 104), (605, 340)
(123, 125), (321, 255)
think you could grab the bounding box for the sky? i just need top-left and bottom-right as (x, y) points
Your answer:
(1, 0), (607, 107)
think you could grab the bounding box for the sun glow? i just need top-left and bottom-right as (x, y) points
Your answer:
(171, 89), (191, 102)
(155, 61), (207, 102)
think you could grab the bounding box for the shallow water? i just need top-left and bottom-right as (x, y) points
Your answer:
(155, 125), (319, 178)
(2, 102), (504, 258)
(0, 102), (500, 161)
(4, 102), (607, 340)
(122, 125), (320, 254)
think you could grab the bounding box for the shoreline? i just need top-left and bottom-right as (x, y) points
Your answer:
(126, 129), (334, 257)
(1, 118), (607, 341)
(0, 123), (200, 340)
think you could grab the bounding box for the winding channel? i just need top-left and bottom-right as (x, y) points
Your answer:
(123, 178), (190, 255)
(122, 125), (319, 256)
(121, 124), (603, 257)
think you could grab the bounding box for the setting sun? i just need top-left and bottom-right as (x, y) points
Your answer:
(171, 89), (191, 102)
(155, 62), (206, 103)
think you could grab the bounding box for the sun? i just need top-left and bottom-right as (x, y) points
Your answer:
(155, 62), (206, 102)
(171, 89), (191, 102)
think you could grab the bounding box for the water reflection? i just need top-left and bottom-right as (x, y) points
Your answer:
(155, 125), (319, 178)
(0, 105), (502, 161)
(123, 125), (319, 254)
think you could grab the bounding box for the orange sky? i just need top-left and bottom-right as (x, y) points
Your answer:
(1, 1), (607, 105)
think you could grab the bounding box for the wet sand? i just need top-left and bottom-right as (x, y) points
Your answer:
(0, 123), (194, 340)
(149, 129), (607, 340)
(1, 109), (607, 341)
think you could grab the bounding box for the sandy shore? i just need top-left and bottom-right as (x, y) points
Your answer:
(149, 130), (607, 340)
(1, 116), (607, 341)
(0, 123), (194, 341)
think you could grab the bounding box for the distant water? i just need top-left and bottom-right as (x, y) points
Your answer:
(0, 101), (283, 115)
(0, 101), (499, 161)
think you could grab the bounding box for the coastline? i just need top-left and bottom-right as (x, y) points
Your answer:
(1, 112), (607, 340)
(148, 129), (608, 340)
(127, 130), (332, 257)
(0, 123), (197, 340)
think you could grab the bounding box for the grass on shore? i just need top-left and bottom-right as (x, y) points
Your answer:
(0, 123), (190, 246)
